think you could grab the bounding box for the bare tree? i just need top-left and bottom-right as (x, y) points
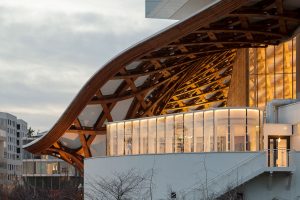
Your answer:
(0, 179), (83, 200)
(216, 185), (243, 200)
(86, 168), (151, 200)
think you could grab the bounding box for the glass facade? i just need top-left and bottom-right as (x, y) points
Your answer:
(23, 160), (76, 175)
(107, 108), (263, 156)
(249, 38), (297, 108)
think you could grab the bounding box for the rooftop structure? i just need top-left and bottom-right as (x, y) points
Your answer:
(22, 0), (300, 199)
(24, 0), (300, 175)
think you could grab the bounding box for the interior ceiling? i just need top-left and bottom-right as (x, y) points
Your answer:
(24, 0), (300, 173)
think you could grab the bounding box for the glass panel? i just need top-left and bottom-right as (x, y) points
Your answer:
(194, 112), (204, 152)
(266, 75), (274, 101)
(248, 48), (256, 75)
(275, 74), (284, 99)
(124, 121), (132, 155)
(184, 113), (194, 152)
(257, 75), (265, 108)
(165, 116), (174, 153)
(117, 122), (125, 155)
(284, 74), (293, 99)
(215, 109), (228, 151)
(275, 43), (283, 73)
(277, 138), (288, 167)
(148, 118), (156, 154)
(248, 38), (296, 108)
(284, 40), (293, 73)
(109, 124), (117, 156)
(292, 38), (296, 75)
(260, 111), (264, 150)
(132, 120), (140, 155)
(293, 73), (296, 99)
(140, 120), (148, 154)
(247, 109), (259, 151)
(266, 46), (275, 74)
(175, 114), (184, 153)
(230, 109), (246, 151)
(157, 117), (166, 154)
(107, 125), (112, 156)
(257, 48), (265, 75)
(249, 75), (257, 107)
(204, 111), (214, 152)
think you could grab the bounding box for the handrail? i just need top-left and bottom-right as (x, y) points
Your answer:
(207, 151), (265, 185)
(207, 149), (292, 185)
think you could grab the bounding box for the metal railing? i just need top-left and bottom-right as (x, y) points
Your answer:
(267, 148), (291, 168)
(204, 149), (293, 198)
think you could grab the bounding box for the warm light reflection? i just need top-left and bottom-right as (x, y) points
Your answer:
(107, 108), (263, 156)
(249, 38), (296, 108)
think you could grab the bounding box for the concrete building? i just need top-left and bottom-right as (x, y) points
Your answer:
(0, 112), (27, 185)
(23, 0), (300, 199)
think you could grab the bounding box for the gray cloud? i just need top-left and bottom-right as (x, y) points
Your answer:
(0, 0), (175, 131)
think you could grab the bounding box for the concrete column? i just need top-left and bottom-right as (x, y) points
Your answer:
(296, 34), (300, 99)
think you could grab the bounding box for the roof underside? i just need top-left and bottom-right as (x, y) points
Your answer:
(24, 0), (300, 173)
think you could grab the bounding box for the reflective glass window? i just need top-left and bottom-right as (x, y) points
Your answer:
(230, 109), (246, 151)
(175, 114), (184, 153)
(249, 38), (296, 108)
(148, 118), (157, 154)
(117, 122), (125, 155)
(140, 120), (148, 154)
(132, 120), (140, 154)
(108, 124), (117, 156)
(204, 111), (214, 151)
(184, 113), (194, 152)
(215, 110), (229, 151)
(194, 112), (204, 152)
(157, 117), (165, 153)
(124, 121), (132, 155)
(260, 111), (264, 150)
(165, 116), (174, 153)
(247, 109), (260, 151)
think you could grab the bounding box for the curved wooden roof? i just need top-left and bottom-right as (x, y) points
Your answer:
(24, 0), (300, 173)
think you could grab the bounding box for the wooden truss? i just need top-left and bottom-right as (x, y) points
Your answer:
(24, 0), (300, 174)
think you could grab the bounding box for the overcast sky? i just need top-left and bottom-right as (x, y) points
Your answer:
(0, 0), (175, 132)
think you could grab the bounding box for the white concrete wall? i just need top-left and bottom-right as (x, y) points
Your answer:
(243, 152), (300, 200)
(85, 152), (263, 199)
(145, 0), (219, 20)
(263, 123), (292, 149)
(292, 124), (300, 151)
(278, 101), (300, 124)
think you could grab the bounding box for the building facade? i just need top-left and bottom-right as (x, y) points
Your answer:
(22, 134), (81, 190)
(23, 0), (300, 199)
(0, 112), (27, 186)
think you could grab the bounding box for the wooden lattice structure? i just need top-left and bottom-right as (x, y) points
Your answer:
(24, 0), (300, 173)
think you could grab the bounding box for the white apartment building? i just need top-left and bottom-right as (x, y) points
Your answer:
(0, 112), (27, 185)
